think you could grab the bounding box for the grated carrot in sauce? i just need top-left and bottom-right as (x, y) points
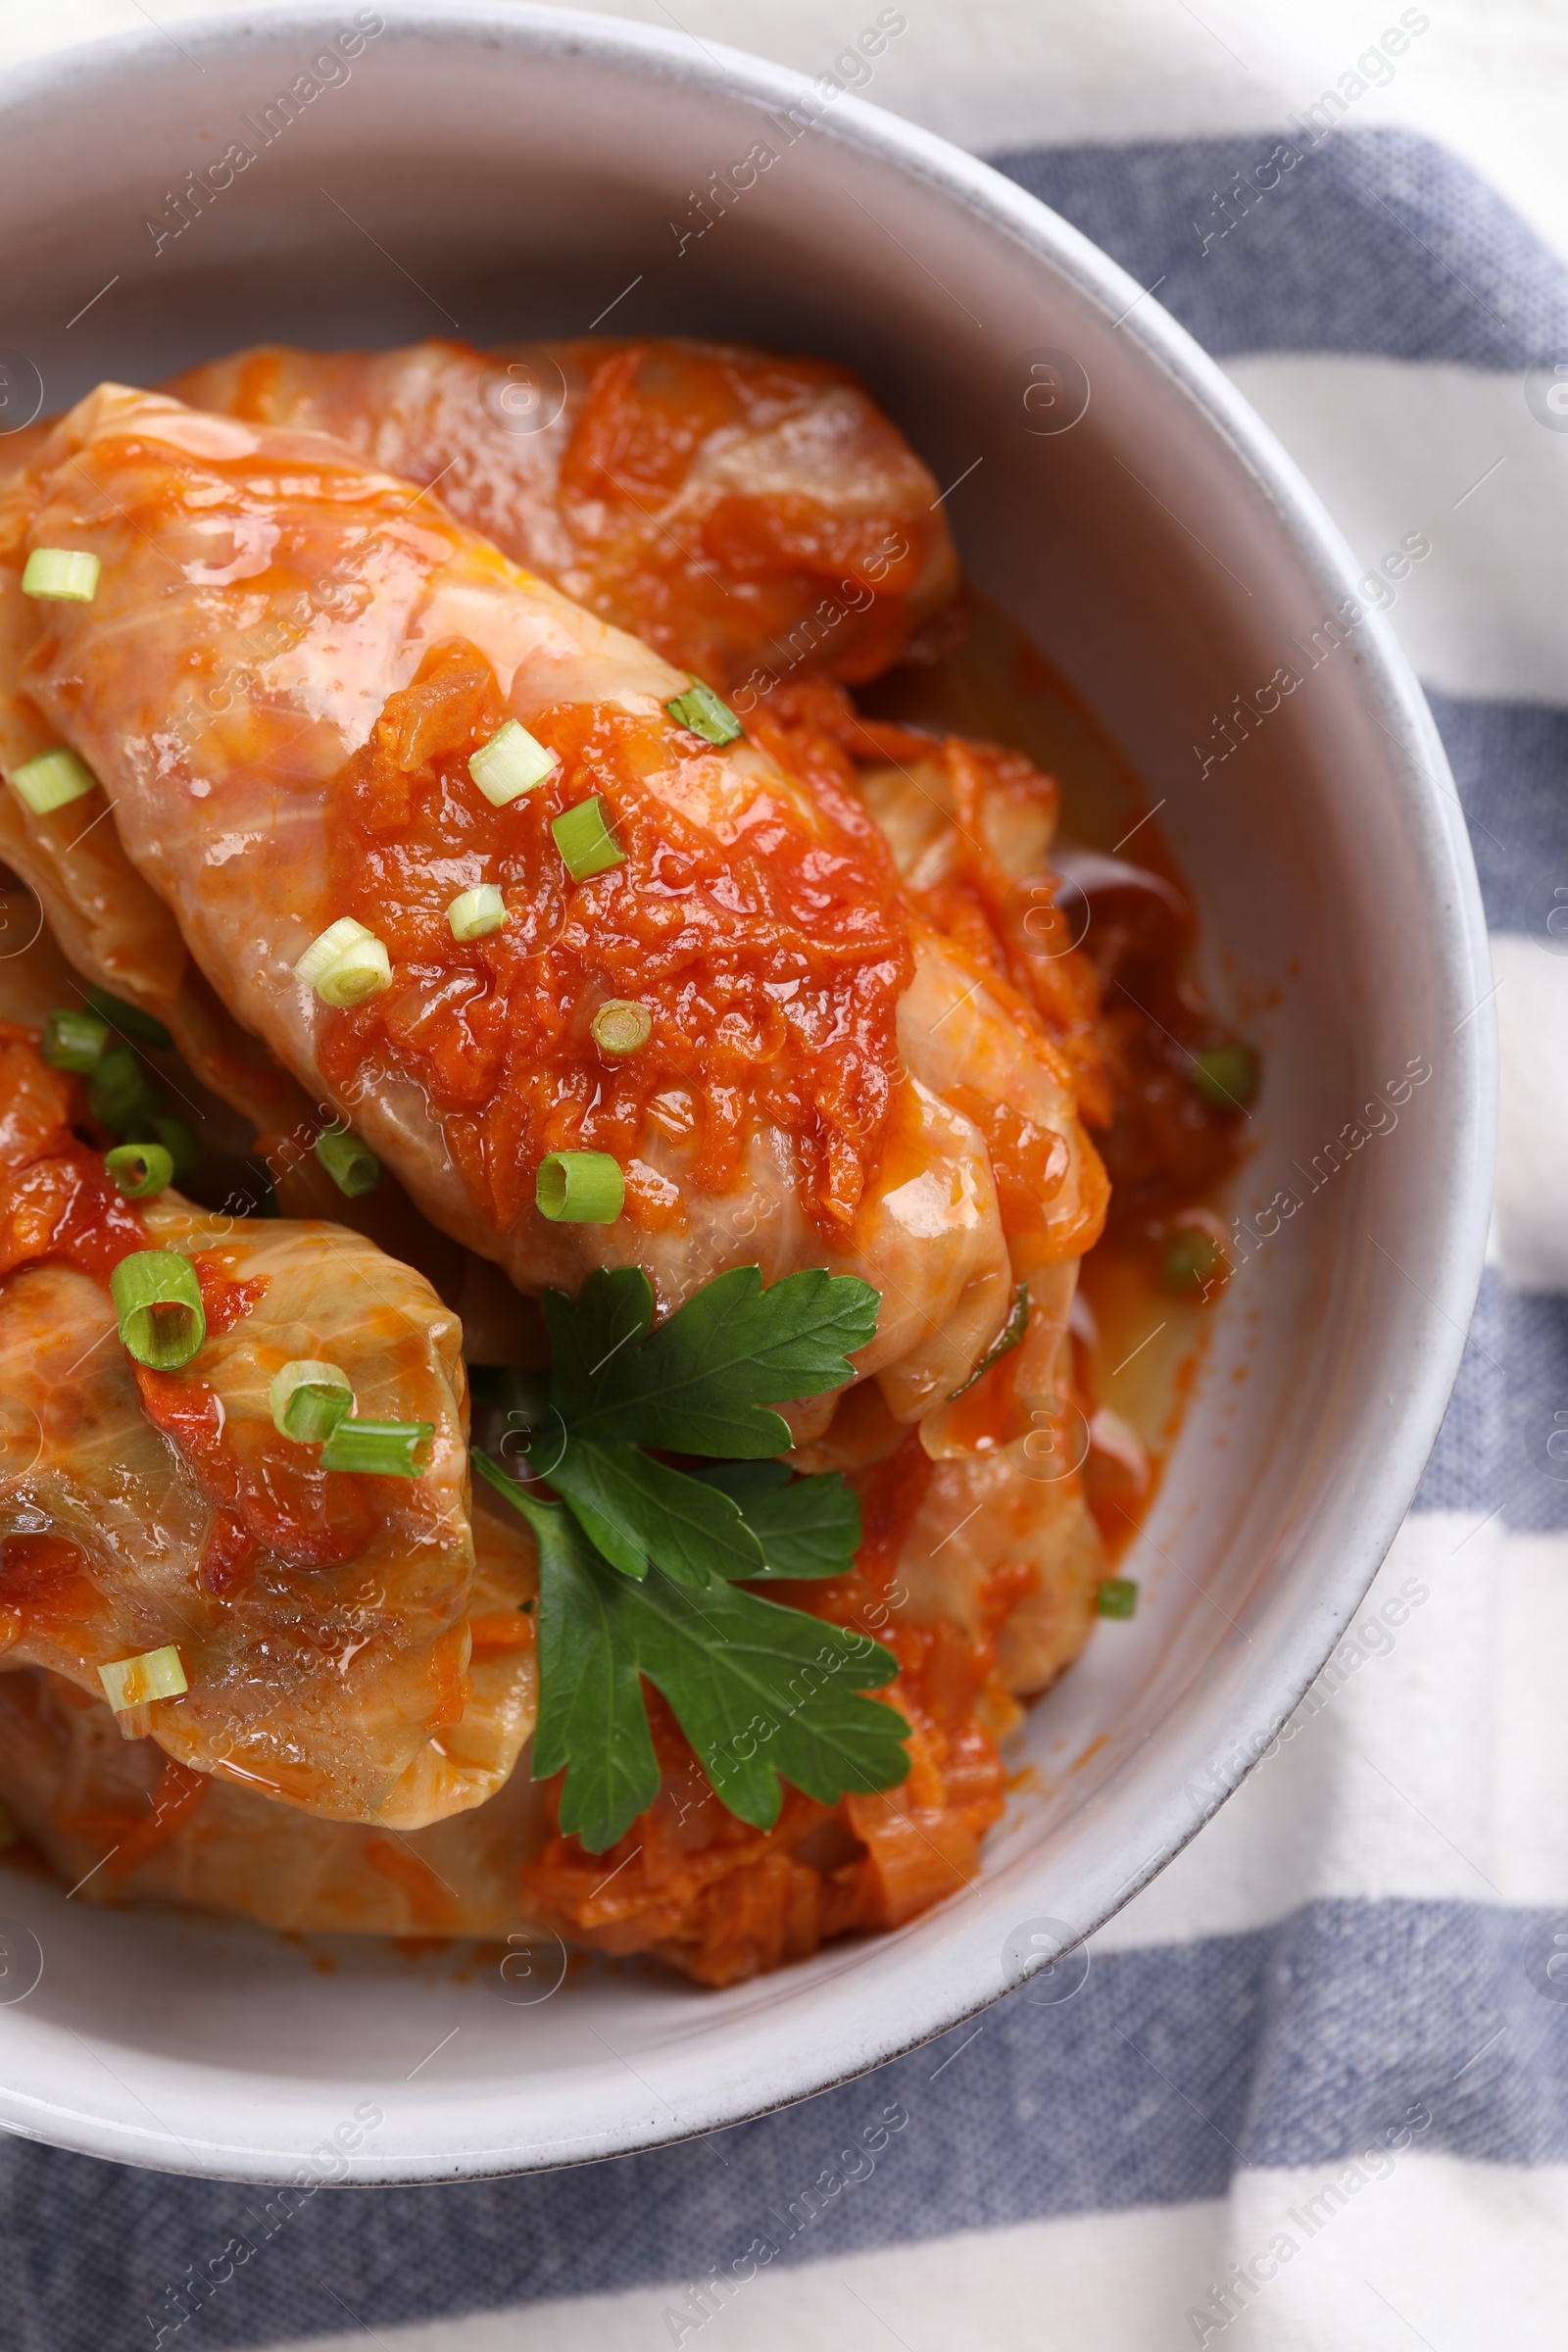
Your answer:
(519, 1432), (1020, 1987)
(317, 642), (914, 1235)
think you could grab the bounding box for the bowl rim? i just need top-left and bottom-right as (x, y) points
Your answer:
(0, 0), (1496, 2182)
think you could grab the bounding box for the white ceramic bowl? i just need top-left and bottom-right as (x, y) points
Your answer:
(0, 4), (1493, 2181)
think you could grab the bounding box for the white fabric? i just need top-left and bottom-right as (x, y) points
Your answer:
(1223, 356), (1568, 708)
(1489, 937), (1568, 1294)
(1101, 1514), (1509, 1942)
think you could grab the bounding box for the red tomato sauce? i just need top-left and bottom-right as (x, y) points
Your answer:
(746, 681), (1113, 1264)
(0, 1035), (363, 1593)
(134, 1366), (372, 1577)
(752, 682), (1110, 1125)
(318, 640), (914, 1234)
(0, 1535), (106, 1644)
(0, 1032), (149, 1282)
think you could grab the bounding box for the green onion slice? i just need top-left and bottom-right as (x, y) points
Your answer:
(665, 677), (743, 746)
(22, 548), (101, 603)
(111, 1250), (206, 1370)
(947, 1282), (1030, 1401)
(86, 986), (173, 1051)
(270, 1358), (355, 1444)
(468, 718), (559, 808)
(89, 1044), (164, 1135)
(10, 747), (96, 815)
(105, 1142), (174, 1200)
(1096, 1578), (1140, 1621)
(447, 883), (507, 941)
(590, 999), (652, 1055)
(315, 1126), (380, 1198)
(98, 1644), (187, 1713)
(552, 796), (624, 881)
(293, 917), (392, 1008)
(41, 1006), (110, 1074)
(319, 1418), (433, 1477)
(535, 1149), (624, 1224)
(1192, 1042), (1257, 1111)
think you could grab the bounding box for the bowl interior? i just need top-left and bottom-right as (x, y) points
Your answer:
(0, 6), (1490, 2180)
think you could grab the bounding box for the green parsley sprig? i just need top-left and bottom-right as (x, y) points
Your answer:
(473, 1263), (911, 1852)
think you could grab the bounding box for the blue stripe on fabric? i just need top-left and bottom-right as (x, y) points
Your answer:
(1426, 691), (1568, 939)
(991, 128), (1568, 367)
(6, 1896), (1567, 2350)
(1502, 1288), (1568, 1529)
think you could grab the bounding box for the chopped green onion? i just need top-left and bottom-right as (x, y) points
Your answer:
(535, 1149), (624, 1224)
(1164, 1229), (1227, 1297)
(293, 917), (392, 1009)
(590, 999), (652, 1055)
(468, 718), (559, 808)
(110, 1249), (206, 1370)
(1096, 1578), (1140, 1620)
(447, 883), (507, 942)
(97, 1644), (187, 1713)
(270, 1358), (354, 1444)
(947, 1282), (1030, 1401)
(315, 1126), (380, 1198)
(89, 1043), (163, 1135)
(105, 1142), (174, 1200)
(665, 677), (743, 746)
(1192, 1043), (1257, 1111)
(86, 986), (172, 1051)
(319, 1417), (433, 1477)
(10, 747), (96, 815)
(22, 547), (100, 602)
(552, 796), (623, 881)
(41, 1006), (110, 1074)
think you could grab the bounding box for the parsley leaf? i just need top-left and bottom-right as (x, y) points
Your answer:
(694, 1461), (862, 1580)
(538, 1267), (652, 1423)
(543, 1263), (878, 1456)
(476, 1260), (893, 1844)
(475, 1451), (908, 1851)
(545, 1436), (765, 1586)
(485, 1466), (661, 1845)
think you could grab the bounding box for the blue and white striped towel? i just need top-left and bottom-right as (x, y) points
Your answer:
(5, 4), (1567, 2346)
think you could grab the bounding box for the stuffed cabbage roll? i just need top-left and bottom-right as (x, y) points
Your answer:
(169, 337), (960, 695)
(2, 385), (1106, 1424)
(733, 680), (1115, 1686)
(0, 1025), (534, 1827)
(0, 560), (311, 1135)
(0, 332), (956, 1133)
(0, 1648), (544, 1936)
